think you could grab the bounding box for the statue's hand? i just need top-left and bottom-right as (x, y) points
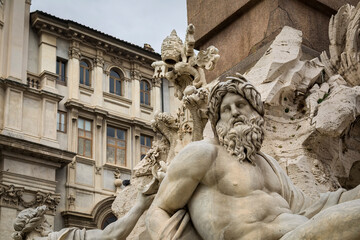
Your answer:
(135, 192), (155, 211)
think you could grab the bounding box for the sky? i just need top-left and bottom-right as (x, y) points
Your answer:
(30, 0), (188, 54)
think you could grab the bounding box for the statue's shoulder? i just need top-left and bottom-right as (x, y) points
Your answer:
(173, 138), (218, 166)
(183, 138), (218, 153)
(169, 139), (217, 179)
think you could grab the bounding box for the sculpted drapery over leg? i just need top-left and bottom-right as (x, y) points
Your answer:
(146, 75), (360, 240)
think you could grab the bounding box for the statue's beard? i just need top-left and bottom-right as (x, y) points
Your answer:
(216, 115), (264, 164)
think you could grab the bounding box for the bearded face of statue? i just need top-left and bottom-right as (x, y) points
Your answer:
(216, 93), (264, 164)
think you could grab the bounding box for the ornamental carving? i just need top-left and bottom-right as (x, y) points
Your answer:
(111, 56), (123, 66)
(68, 46), (81, 59)
(320, 3), (360, 86)
(0, 184), (60, 213)
(94, 57), (104, 68)
(130, 69), (142, 80)
(0, 184), (23, 207)
(152, 24), (219, 99)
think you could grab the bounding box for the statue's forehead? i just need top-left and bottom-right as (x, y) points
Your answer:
(220, 93), (246, 106)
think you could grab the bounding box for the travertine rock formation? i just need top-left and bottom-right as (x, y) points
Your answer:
(111, 3), (360, 239)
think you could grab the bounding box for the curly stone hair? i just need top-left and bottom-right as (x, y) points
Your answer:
(12, 205), (47, 240)
(208, 73), (264, 139)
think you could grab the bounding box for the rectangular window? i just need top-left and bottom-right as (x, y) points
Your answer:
(78, 118), (92, 158)
(56, 58), (67, 83)
(115, 80), (121, 96)
(109, 78), (114, 93)
(140, 80), (150, 105)
(57, 111), (67, 133)
(107, 126), (126, 166)
(140, 135), (152, 160)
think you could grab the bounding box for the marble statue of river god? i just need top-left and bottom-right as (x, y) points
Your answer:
(146, 75), (360, 240)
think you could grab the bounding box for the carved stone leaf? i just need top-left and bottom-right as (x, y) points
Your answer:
(195, 46), (220, 70)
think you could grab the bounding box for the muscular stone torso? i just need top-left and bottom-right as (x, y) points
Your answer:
(188, 144), (308, 240)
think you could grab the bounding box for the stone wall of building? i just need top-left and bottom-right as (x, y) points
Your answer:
(0, 0), (178, 238)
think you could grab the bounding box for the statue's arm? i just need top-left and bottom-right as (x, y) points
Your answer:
(85, 193), (154, 240)
(146, 141), (215, 239)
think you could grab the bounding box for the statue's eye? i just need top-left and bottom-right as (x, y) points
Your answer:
(221, 106), (230, 113)
(236, 102), (244, 108)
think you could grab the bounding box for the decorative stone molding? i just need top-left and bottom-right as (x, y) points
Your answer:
(95, 166), (102, 175)
(69, 46), (81, 59)
(96, 115), (103, 128)
(31, 11), (159, 71)
(0, 183), (60, 214)
(114, 168), (123, 194)
(70, 108), (79, 122)
(153, 78), (161, 88)
(69, 41), (81, 59)
(94, 57), (104, 68)
(111, 56), (123, 66)
(69, 160), (76, 169)
(39, 70), (58, 91)
(67, 194), (75, 211)
(124, 77), (132, 82)
(130, 69), (142, 80)
(0, 184), (23, 208)
(103, 69), (110, 76)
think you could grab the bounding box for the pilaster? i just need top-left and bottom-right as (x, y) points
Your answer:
(38, 32), (56, 73)
(0, 0), (30, 83)
(131, 62), (141, 118)
(93, 49), (104, 107)
(153, 78), (162, 113)
(68, 40), (81, 100)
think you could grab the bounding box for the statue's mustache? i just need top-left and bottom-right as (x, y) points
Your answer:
(229, 115), (247, 128)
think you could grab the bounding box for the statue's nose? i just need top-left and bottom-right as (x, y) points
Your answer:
(231, 105), (240, 117)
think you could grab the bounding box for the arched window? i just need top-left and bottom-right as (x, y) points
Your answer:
(109, 69), (123, 96)
(80, 60), (91, 86)
(140, 80), (150, 105)
(101, 212), (117, 230)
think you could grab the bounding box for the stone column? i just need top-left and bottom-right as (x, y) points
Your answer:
(68, 41), (81, 100)
(93, 49), (104, 106)
(153, 78), (162, 113)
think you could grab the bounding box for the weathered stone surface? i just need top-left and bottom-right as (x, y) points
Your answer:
(313, 85), (360, 137)
(245, 26), (323, 106)
(110, 3), (360, 240)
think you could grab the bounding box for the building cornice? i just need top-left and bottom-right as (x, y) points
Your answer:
(30, 11), (160, 67)
(0, 78), (64, 101)
(64, 99), (153, 131)
(0, 134), (76, 166)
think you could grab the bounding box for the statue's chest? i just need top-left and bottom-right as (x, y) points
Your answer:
(207, 155), (267, 197)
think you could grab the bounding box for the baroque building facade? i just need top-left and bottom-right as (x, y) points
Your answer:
(0, 0), (177, 238)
